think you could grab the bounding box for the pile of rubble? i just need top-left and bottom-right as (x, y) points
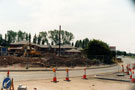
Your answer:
(0, 56), (42, 66)
(0, 54), (100, 67)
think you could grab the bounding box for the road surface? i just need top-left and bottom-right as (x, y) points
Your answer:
(0, 57), (134, 82)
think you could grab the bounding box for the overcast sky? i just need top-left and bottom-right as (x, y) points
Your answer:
(0, 0), (135, 52)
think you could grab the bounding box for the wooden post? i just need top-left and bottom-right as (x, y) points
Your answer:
(59, 25), (61, 57)
(10, 78), (14, 90)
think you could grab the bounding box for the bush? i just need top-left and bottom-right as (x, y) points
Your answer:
(91, 59), (101, 65)
(85, 39), (113, 64)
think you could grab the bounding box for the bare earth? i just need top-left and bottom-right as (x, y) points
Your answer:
(14, 77), (133, 90)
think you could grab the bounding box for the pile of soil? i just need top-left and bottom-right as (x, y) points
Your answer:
(0, 54), (100, 67)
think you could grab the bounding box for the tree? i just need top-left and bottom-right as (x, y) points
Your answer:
(17, 30), (26, 42)
(75, 40), (79, 47)
(6, 30), (17, 43)
(72, 42), (74, 46)
(0, 34), (2, 45)
(48, 30), (74, 45)
(116, 50), (127, 56)
(116, 50), (122, 56)
(82, 38), (89, 48)
(42, 39), (45, 45)
(79, 40), (83, 48)
(61, 31), (74, 45)
(25, 33), (29, 41)
(85, 39), (112, 64)
(28, 33), (31, 43)
(0, 34), (9, 46)
(39, 31), (48, 45)
(5, 34), (7, 41)
(51, 42), (54, 45)
(33, 34), (37, 44)
(123, 51), (127, 56)
(37, 35), (42, 44)
(75, 38), (89, 49)
(48, 30), (59, 45)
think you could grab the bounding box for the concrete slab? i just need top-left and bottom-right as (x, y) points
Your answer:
(95, 72), (131, 82)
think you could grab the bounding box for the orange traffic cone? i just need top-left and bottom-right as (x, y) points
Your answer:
(126, 65), (129, 75)
(121, 65), (124, 72)
(131, 71), (135, 83)
(52, 68), (58, 83)
(129, 64), (130, 68)
(65, 69), (70, 81)
(133, 64), (135, 70)
(129, 69), (132, 79)
(7, 70), (10, 77)
(82, 68), (87, 79)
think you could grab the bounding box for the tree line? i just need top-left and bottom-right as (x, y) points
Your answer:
(75, 38), (89, 49)
(0, 30), (74, 46)
(116, 50), (135, 56)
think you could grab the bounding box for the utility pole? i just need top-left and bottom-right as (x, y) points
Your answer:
(59, 25), (61, 57)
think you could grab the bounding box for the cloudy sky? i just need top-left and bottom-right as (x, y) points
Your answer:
(0, 0), (135, 52)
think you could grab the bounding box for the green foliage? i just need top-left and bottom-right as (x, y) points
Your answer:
(127, 53), (135, 56)
(37, 35), (42, 44)
(28, 33), (31, 43)
(48, 30), (60, 45)
(82, 38), (89, 48)
(85, 39), (112, 64)
(6, 30), (17, 43)
(0, 34), (2, 45)
(75, 38), (89, 48)
(48, 30), (74, 45)
(0, 34), (9, 46)
(72, 42), (74, 46)
(0, 29), (74, 46)
(42, 39), (45, 45)
(17, 30), (25, 42)
(91, 59), (101, 65)
(39, 31), (48, 45)
(116, 50), (127, 56)
(25, 33), (29, 41)
(33, 34), (37, 44)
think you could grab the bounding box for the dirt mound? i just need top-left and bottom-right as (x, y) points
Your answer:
(0, 56), (42, 66)
(0, 54), (99, 67)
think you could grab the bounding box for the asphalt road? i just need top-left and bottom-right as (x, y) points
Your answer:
(0, 57), (134, 82)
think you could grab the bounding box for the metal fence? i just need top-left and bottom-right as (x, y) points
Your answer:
(0, 51), (8, 56)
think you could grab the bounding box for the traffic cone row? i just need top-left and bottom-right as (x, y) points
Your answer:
(51, 68), (88, 83)
(121, 64), (135, 83)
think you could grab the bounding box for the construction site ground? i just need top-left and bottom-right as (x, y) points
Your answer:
(13, 76), (133, 90)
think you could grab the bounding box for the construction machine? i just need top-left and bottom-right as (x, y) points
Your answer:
(23, 43), (41, 57)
